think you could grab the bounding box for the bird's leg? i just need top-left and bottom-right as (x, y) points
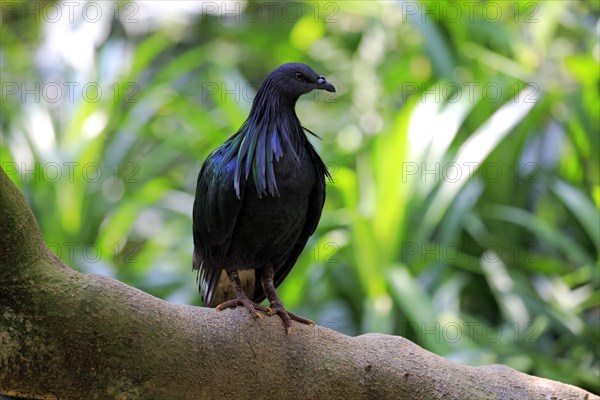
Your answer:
(261, 265), (314, 334)
(216, 270), (270, 319)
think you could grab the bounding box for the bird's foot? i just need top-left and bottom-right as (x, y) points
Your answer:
(267, 301), (315, 334)
(216, 297), (270, 319)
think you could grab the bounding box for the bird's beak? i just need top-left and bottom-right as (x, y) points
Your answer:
(317, 76), (336, 92)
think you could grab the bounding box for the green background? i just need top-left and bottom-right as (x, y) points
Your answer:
(1, 0), (598, 394)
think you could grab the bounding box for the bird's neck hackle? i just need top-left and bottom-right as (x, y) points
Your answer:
(226, 77), (307, 199)
(249, 77), (302, 126)
(244, 77), (306, 158)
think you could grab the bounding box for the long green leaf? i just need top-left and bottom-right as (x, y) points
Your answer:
(415, 89), (540, 243)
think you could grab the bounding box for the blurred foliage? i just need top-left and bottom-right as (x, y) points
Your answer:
(1, 0), (598, 394)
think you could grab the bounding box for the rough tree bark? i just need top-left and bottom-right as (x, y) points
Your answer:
(0, 166), (596, 400)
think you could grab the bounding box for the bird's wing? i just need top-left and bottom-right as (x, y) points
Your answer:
(252, 142), (328, 303)
(193, 144), (245, 306)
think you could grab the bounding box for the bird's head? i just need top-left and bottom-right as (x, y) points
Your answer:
(265, 63), (336, 102)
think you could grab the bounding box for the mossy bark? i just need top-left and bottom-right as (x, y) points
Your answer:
(0, 167), (597, 400)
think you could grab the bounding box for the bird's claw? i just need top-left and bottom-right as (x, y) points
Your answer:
(267, 302), (314, 334)
(216, 298), (269, 319)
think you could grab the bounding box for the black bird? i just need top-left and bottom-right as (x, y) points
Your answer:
(192, 63), (335, 333)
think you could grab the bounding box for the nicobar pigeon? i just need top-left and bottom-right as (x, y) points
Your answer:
(192, 63), (335, 333)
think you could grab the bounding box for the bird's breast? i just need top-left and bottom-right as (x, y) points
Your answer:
(273, 152), (316, 193)
(223, 151), (317, 270)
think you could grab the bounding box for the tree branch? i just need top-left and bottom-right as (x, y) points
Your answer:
(0, 167), (596, 400)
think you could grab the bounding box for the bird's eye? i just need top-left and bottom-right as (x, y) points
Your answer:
(295, 72), (305, 81)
